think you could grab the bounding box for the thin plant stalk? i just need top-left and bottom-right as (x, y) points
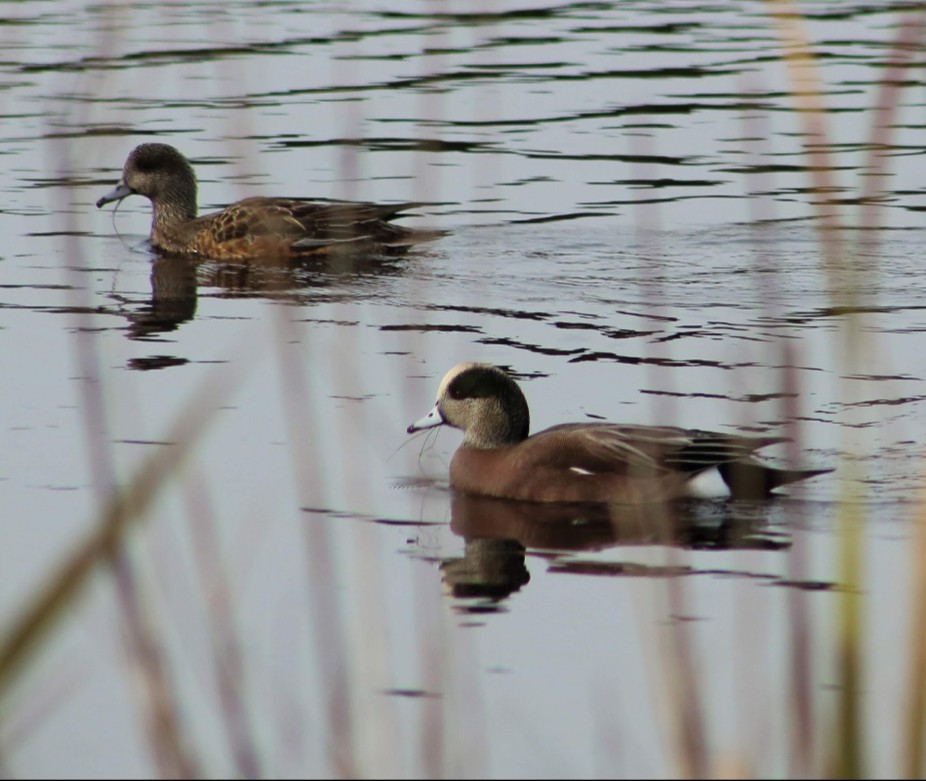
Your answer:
(763, 2), (869, 776)
(273, 310), (357, 778)
(183, 471), (262, 779)
(903, 483), (926, 778)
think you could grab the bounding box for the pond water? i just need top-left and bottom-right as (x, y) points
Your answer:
(2, 0), (926, 777)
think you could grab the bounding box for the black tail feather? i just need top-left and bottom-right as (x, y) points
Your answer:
(717, 460), (832, 500)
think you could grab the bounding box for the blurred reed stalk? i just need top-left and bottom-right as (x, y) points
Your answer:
(273, 308), (359, 778)
(765, 2), (863, 777)
(625, 129), (708, 778)
(183, 470), (262, 778)
(741, 74), (816, 780)
(905, 484), (926, 777)
(766, 1), (926, 777)
(856, 10), (926, 779)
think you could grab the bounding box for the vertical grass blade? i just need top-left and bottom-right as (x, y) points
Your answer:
(903, 483), (926, 777)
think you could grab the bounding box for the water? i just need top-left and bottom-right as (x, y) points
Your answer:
(2, 0), (926, 777)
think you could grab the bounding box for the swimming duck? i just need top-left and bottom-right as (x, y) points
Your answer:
(97, 143), (446, 260)
(407, 363), (831, 504)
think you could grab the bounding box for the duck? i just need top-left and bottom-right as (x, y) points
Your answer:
(407, 362), (831, 504)
(96, 143), (446, 260)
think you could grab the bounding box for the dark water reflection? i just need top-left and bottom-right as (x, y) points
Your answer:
(109, 244), (428, 346)
(125, 256), (198, 342)
(197, 251), (413, 299)
(440, 493), (808, 611)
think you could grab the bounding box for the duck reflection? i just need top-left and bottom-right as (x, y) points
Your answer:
(121, 249), (414, 366)
(440, 493), (792, 610)
(196, 250), (408, 297)
(126, 255), (198, 343)
(440, 538), (531, 604)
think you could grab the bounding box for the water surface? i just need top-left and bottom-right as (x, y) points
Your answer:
(2, 1), (926, 777)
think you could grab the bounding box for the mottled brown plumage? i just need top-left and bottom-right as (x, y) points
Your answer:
(407, 363), (831, 504)
(97, 143), (446, 260)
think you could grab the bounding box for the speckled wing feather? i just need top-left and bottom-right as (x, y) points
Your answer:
(199, 198), (434, 250)
(206, 198), (313, 244)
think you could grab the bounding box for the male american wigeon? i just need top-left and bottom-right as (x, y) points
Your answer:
(407, 363), (831, 504)
(97, 143), (446, 260)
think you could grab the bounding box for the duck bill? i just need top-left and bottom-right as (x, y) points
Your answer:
(407, 404), (444, 434)
(96, 180), (135, 208)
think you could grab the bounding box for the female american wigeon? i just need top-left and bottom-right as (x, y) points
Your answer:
(97, 143), (446, 260)
(407, 363), (831, 504)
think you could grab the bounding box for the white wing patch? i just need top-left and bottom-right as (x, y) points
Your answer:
(569, 466), (596, 476)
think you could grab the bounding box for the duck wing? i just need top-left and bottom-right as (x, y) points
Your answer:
(528, 423), (787, 477)
(207, 198), (441, 250)
(285, 200), (446, 249)
(532, 423), (830, 499)
(205, 198), (310, 244)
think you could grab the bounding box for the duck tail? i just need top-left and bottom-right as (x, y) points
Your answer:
(717, 460), (832, 500)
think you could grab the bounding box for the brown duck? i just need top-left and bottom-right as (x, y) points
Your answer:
(408, 363), (832, 504)
(97, 143), (446, 260)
